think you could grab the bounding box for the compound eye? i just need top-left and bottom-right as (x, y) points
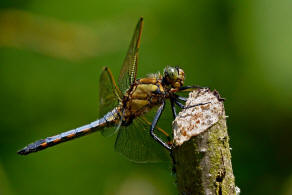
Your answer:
(169, 68), (178, 80)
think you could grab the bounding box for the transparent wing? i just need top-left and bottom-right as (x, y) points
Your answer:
(115, 117), (170, 163)
(99, 67), (122, 137)
(118, 17), (143, 93)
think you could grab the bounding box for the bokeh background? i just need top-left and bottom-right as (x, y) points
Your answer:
(1, 0), (292, 194)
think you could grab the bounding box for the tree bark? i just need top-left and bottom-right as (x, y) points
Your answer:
(172, 89), (238, 195)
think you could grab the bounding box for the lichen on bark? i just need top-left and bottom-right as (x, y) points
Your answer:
(172, 89), (237, 195)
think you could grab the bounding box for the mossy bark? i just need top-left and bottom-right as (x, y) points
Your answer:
(172, 89), (237, 195)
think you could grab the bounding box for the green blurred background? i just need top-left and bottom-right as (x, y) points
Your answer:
(1, 0), (292, 194)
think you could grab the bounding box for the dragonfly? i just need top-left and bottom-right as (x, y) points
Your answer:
(18, 17), (208, 162)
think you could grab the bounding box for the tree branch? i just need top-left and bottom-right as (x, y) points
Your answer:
(172, 89), (239, 195)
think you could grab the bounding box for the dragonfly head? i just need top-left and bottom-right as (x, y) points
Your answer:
(163, 66), (184, 89)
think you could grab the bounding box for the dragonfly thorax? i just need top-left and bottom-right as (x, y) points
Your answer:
(162, 66), (185, 89)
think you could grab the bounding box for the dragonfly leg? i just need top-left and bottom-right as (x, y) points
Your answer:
(150, 101), (172, 151)
(175, 95), (188, 102)
(179, 85), (209, 92)
(174, 99), (210, 109)
(170, 98), (177, 119)
(141, 117), (170, 138)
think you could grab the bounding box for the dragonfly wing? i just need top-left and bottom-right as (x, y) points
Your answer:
(99, 67), (122, 137)
(118, 17), (143, 93)
(115, 117), (170, 163)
